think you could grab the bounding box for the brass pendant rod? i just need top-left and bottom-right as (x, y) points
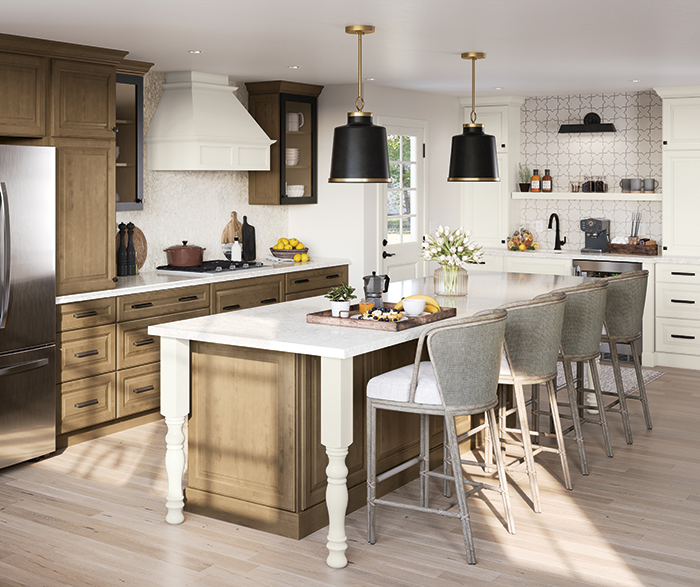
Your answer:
(357, 30), (364, 112)
(471, 56), (477, 124)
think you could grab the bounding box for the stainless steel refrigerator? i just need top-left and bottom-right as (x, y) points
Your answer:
(0, 145), (56, 469)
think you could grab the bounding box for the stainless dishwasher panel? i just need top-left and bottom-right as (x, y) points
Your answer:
(572, 259), (644, 362)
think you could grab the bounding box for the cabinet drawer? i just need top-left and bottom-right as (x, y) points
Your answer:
(656, 264), (700, 285)
(57, 298), (116, 331)
(656, 317), (700, 355)
(117, 284), (209, 322)
(211, 275), (284, 313)
(285, 266), (348, 295)
(117, 363), (160, 418)
(58, 324), (116, 383)
(285, 286), (333, 301)
(59, 372), (116, 433)
(117, 308), (209, 370)
(656, 283), (700, 319)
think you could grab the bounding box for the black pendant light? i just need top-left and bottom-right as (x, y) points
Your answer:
(329, 25), (390, 183)
(448, 52), (499, 182)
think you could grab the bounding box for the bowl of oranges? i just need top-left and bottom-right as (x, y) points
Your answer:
(270, 237), (309, 262)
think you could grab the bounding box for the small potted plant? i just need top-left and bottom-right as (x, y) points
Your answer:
(325, 283), (357, 317)
(518, 163), (531, 192)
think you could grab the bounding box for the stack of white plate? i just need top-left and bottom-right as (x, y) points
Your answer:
(286, 148), (299, 166)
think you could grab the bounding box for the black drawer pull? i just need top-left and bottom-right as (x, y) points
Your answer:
(133, 385), (155, 394)
(178, 295), (198, 302)
(74, 350), (99, 359)
(133, 338), (155, 347)
(222, 304), (241, 311)
(671, 299), (696, 304)
(293, 278), (310, 284)
(671, 334), (696, 340)
(73, 310), (97, 319)
(325, 273), (340, 279)
(131, 302), (153, 309)
(671, 271), (696, 276)
(74, 399), (99, 409)
(260, 298), (277, 304)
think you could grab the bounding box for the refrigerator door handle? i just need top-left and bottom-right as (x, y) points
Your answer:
(0, 357), (49, 377)
(0, 182), (10, 330)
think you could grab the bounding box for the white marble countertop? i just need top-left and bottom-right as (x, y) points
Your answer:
(482, 247), (700, 265)
(149, 271), (589, 360)
(56, 257), (350, 305)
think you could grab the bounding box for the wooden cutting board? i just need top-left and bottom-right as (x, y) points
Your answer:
(306, 303), (457, 331)
(115, 225), (148, 269)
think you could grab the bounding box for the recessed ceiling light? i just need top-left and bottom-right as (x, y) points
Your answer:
(288, 65), (301, 69)
(189, 50), (204, 54)
(494, 87), (504, 90)
(630, 79), (641, 83)
(365, 77), (376, 81)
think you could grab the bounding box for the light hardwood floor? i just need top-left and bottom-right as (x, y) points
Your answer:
(1, 365), (698, 586)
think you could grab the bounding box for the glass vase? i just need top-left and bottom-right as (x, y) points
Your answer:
(434, 265), (469, 296)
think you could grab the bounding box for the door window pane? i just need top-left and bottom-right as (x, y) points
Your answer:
(387, 190), (400, 216)
(387, 219), (400, 244)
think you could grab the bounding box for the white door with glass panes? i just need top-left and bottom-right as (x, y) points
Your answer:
(378, 121), (426, 281)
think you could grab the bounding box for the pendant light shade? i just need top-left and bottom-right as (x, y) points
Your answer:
(448, 52), (500, 182)
(328, 25), (391, 183)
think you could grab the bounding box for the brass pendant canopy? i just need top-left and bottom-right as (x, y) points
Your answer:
(329, 25), (390, 183)
(448, 52), (499, 182)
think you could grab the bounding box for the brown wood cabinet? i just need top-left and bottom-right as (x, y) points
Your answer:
(55, 138), (116, 296)
(0, 52), (46, 137)
(248, 81), (323, 205)
(211, 275), (284, 313)
(284, 266), (348, 301)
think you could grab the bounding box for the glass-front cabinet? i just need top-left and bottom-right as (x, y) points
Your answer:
(247, 81), (323, 205)
(115, 73), (144, 211)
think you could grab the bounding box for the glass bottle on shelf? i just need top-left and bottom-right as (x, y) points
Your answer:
(530, 169), (541, 193)
(542, 169), (553, 192)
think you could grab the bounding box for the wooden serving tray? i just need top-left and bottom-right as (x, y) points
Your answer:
(306, 303), (457, 331)
(608, 243), (658, 256)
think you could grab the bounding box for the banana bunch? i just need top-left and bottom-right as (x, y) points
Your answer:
(393, 294), (441, 314)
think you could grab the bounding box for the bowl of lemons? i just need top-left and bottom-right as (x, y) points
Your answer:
(270, 237), (310, 262)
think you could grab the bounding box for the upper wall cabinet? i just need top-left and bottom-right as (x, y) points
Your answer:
(656, 87), (700, 149)
(51, 60), (117, 140)
(115, 74), (144, 211)
(0, 53), (47, 137)
(247, 81), (323, 205)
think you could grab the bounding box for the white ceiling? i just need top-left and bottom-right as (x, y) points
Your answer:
(3, 0), (700, 97)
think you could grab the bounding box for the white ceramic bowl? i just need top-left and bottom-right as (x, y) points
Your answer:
(401, 298), (426, 316)
(287, 185), (305, 198)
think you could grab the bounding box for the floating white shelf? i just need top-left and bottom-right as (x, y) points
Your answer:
(511, 191), (662, 202)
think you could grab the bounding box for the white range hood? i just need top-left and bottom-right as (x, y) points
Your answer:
(145, 71), (274, 171)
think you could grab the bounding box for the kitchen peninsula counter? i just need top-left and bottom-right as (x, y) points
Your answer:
(55, 257), (350, 304)
(481, 247), (700, 265)
(150, 270), (588, 569)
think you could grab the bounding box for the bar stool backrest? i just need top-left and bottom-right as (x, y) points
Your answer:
(498, 293), (566, 379)
(543, 281), (609, 357)
(424, 309), (507, 410)
(604, 270), (648, 338)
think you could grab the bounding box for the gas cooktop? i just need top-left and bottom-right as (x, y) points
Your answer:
(156, 260), (265, 276)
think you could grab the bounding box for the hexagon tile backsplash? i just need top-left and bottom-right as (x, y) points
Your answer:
(518, 90), (662, 251)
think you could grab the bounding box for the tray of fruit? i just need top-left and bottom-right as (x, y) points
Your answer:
(270, 237), (309, 262)
(508, 227), (540, 251)
(306, 295), (456, 331)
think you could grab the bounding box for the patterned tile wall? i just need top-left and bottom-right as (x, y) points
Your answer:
(519, 91), (662, 250)
(116, 71), (288, 272)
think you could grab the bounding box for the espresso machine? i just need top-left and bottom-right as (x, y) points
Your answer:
(580, 218), (610, 253)
(363, 271), (390, 309)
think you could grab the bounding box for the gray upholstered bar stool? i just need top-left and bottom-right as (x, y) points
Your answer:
(366, 310), (512, 565)
(489, 293), (571, 512)
(534, 281), (613, 476)
(600, 270), (652, 444)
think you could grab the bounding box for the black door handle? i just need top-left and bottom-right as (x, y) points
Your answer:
(382, 238), (388, 247)
(382, 251), (395, 259)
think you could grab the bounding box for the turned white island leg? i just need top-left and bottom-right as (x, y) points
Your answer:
(320, 356), (354, 569)
(159, 337), (191, 525)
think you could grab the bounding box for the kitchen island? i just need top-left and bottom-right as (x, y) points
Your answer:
(150, 270), (589, 569)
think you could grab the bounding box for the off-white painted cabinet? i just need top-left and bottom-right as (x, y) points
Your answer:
(460, 97), (524, 249)
(656, 87), (700, 258)
(504, 255), (572, 276)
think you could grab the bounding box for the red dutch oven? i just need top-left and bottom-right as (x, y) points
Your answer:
(164, 241), (205, 267)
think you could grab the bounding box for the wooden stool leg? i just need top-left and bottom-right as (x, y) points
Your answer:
(563, 359), (588, 475)
(609, 342), (634, 444)
(420, 413), (429, 509)
(513, 382), (541, 513)
(367, 400), (377, 544)
(545, 378), (572, 490)
(630, 340), (653, 430)
(486, 408), (515, 534)
(531, 383), (540, 445)
(443, 425), (452, 498)
(588, 357), (613, 458)
(444, 414), (477, 564)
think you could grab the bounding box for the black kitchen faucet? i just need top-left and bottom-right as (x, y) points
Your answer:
(548, 213), (567, 250)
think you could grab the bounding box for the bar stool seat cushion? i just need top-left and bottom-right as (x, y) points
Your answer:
(367, 361), (441, 405)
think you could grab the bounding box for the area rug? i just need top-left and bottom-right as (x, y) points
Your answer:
(555, 363), (664, 396)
